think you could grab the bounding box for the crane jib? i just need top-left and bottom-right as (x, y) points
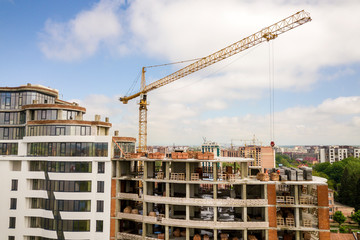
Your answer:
(119, 10), (312, 152)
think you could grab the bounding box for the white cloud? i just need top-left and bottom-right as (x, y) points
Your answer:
(38, 0), (360, 145)
(39, 0), (124, 61)
(318, 96), (360, 115)
(79, 94), (360, 145)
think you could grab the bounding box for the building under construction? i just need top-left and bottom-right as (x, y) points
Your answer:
(110, 142), (330, 240)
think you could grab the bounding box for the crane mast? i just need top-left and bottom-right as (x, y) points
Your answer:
(120, 10), (311, 153)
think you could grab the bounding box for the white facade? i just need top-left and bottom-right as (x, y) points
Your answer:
(354, 148), (360, 158)
(0, 85), (112, 240)
(319, 146), (355, 163)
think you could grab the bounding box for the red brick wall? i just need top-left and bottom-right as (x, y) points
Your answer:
(319, 231), (330, 240)
(318, 208), (330, 230)
(110, 178), (117, 239)
(268, 229), (277, 240)
(268, 206), (277, 228)
(267, 184), (276, 205)
(110, 218), (116, 239)
(111, 179), (116, 198)
(111, 198), (116, 217)
(317, 185), (329, 207)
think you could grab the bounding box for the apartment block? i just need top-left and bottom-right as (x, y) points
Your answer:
(319, 146), (359, 163)
(221, 146), (275, 169)
(0, 84), (112, 240)
(111, 153), (330, 240)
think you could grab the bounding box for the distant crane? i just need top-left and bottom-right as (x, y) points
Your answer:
(120, 11), (312, 152)
(231, 134), (263, 149)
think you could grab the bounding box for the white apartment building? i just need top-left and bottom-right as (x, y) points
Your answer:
(354, 149), (360, 158)
(0, 84), (112, 240)
(319, 146), (354, 163)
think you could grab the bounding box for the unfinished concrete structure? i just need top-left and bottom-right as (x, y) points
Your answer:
(110, 153), (330, 240)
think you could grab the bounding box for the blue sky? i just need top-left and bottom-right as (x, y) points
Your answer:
(1, 0), (360, 146)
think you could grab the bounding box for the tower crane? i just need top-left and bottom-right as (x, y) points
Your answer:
(120, 10), (311, 153)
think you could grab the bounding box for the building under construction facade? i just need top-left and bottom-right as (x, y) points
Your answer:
(110, 152), (330, 240)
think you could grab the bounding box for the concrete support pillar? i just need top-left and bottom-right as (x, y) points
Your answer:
(186, 162), (190, 181)
(213, 163), (218, 181)
(243, 229), (247, 240)
(263, 183), (267, 199)
(243, 184), (247, 223)
(166, 183), (170, 197)
(213, 207), (217, 222)
(265, 230), (269, 240)
(213, 229), (217, 240)
(186, 184), (190, 199)
(186, 205), (190, 220)
(165, 226), (169, 240)
(294, 185), (299, 205)
(165, 162), (170, 180)
(241, 162), (248, 179)
(115, 161), (120, 177)
(242, 184), (247, 200)
(213, 184), (217, 199)
(143, 201), (147, 216)
(295, 231), (300, 240)
(186, 228), (190, 240)
(165, 204), (169, 218)
(143, 162), (148, 180)
(142, 223), (147, 238)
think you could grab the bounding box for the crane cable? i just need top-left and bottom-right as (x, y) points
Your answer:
(268, 41), (275, 146)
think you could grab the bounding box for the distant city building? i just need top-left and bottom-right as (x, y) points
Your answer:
(319, 146), (359, 163)
(0, 84), (114, 240)
(221, 145), (275, 169)
(201, 141), (220, 157)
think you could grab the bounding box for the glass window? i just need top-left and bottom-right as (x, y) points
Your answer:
(9, 217), (16, 228)
(59, 181), (64, 192)
(81, 126), (86, 135)
(97, 181), (104, 193)
(41, 110), (46, 119)
(5, 96), (11, 107)
(98, 162), (105, 174)
(4, 128), (9, 138)
(4, 112), (10, 123)
(97, 200), (104, 212)
(96, 220), (103, 232)
(10, 198), (17, 210)
(11, 180), (18, 191)
(8, 236), (15, 240)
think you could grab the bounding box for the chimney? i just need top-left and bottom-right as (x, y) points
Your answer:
(27, 83), (31, 86)
(95, 115), (101, 121)
(32, 100), (38, 104)
(114, 130), (119, 136)
(105, 117), (109, 123)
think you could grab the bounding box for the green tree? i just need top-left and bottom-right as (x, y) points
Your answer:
(333, 211), (346, 227)
(338, 167), (352, 205)
(352, 210), (360, 228)
(355, 178), (360, 212)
